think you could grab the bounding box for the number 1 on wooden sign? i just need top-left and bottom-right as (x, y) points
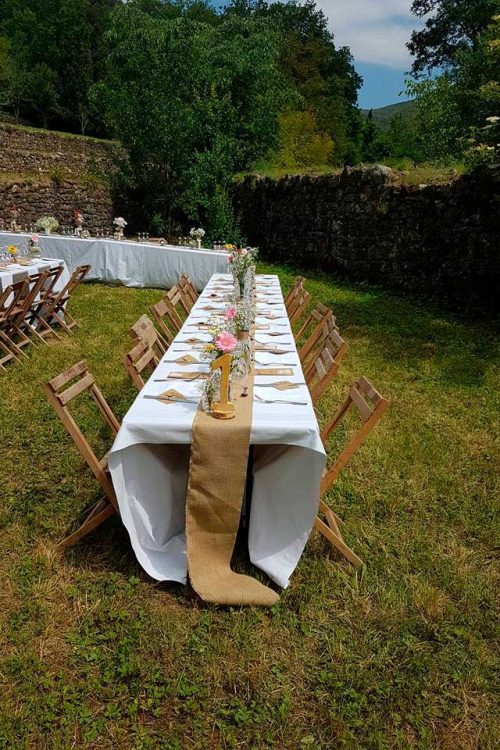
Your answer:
(210, 353), (236, 419)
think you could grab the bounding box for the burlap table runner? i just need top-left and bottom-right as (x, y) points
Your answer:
(185, 367), (279, 607)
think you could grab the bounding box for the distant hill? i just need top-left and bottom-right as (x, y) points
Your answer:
(360, 100), (417, 131)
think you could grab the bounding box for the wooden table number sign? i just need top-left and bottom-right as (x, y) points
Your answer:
(210, 353), (236, 419)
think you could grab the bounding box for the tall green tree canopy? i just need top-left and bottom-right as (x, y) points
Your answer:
(93, 0), (290, 237)
(408, 0), (500, 74)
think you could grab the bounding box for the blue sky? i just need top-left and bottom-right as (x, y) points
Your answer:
(309, 0), (422, 108)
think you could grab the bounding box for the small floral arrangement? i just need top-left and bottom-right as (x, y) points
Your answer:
(73, 210), (84, 226)
(36, 215), (59, 233)
(28, 234), (41, 255)
(227, 246), (258, 282)
(113, 217), (127, 229)
(190, 227), (205, 241)
(201, 323), (239, 362)
(234, 300), (254, 333)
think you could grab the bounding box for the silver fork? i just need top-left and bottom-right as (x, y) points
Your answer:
(254, 394), (308, 405)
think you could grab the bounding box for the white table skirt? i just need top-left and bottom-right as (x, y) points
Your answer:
(108, 274), (326, 589)
(0, 232), (228, 291)
(0, 257), (70, 296)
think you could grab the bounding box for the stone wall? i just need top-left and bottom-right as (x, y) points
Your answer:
(0, 123), (120, 233)
(234, 165), (500, 312)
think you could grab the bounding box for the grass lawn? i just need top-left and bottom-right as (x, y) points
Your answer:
(0, 266), (499, 750)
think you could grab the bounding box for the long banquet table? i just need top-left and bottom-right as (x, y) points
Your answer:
(0, 232), (227, 291)
(108, 273), (326, 589)
(0, 257), (70, 296)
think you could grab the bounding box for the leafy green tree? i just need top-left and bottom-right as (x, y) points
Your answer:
(225, 0), (362, 164)
(0, 0), (118, 131)
(94, 1), (290, 238)
(360, 109), (388, 163)
(408, 0), (500, 75)
(274, 110), (334, 168)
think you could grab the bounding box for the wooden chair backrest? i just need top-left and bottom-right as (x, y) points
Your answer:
(320, 376), (389, 495)
(123, 338), (159, 391)
(296, 302), (331, 341)
(44, 360), (120, 508)
(150, 297), (179, 341)
(288, 289), (311, 325)
(52, 264), (91, 305)
(40, 265), (64, 296)
(179, 274), (198, 307)
(129, 314), (168, 356)
(284, 276), (305, 309)
(166, 285), (190, 317)
(298, 305), (338, 367)
(305, 329), (348, 404)
(0, 278), (29, 320)
(10, 270), (50, 324)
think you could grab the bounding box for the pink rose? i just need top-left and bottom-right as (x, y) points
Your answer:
(31, 234), (39, 243)
(214, 331), (238, 354)
(227, 254), (234, 262)
(224, 305), (237, 320)
(240, 248), (248, 256)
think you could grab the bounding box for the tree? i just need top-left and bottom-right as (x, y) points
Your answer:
(408, 0), (500, 75)
(275, 110), (334, 168)
(225, 0), (362, 163)
(94, 2), (290, 238)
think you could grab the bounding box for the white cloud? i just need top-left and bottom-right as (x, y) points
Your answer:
(318, 0), (421, 68)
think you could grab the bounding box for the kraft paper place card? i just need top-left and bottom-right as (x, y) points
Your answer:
(254, 368), (295, 377)
(254, 345), (294, 354)
(157, 389), (187, 402)
(264, 381), (300, 391)
(172, 354), (201, 365)
(182, 337), (206, 344)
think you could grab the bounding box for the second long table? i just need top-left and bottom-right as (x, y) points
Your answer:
(0, 233), (228, 291)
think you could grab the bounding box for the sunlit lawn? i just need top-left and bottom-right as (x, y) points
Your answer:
(0, 266), (498, 749)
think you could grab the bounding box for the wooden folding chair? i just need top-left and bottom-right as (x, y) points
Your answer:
(123, 338), (159, 391)
(315, 376), (389, 566)
(167, 284), (191, 318)
(44, 361), (121, 550)
(129, 314), (168, 357)
(296, 302), (333, 342)
(179, 273), (198, 308)
(299, 305), (338, 371)
(6, 270), (54, 349)
(0, 279), (31, 360)
(150, 294), (183, 340)
(305, 329), (348, 405)
(284, 276), (305, 311)
(288, 289), (311, 326)
(34, 264), (90, 335)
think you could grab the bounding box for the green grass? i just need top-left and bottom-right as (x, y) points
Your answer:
(0, 269), (499, 749)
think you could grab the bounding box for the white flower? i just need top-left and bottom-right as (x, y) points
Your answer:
(486, 116), (500, 123)
(113, 217), (127, 228)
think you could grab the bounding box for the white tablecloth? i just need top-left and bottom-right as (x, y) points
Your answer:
(0, 257), (70, 296)
(109, 274), (326, 589)
(0, 233), (227, 291)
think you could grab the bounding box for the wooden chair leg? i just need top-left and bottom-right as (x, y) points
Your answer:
(315, 499), (363, 568)
(56, 499), (115, 551)
(31, 311), (62, 341)
(0, 329), (28, 359)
